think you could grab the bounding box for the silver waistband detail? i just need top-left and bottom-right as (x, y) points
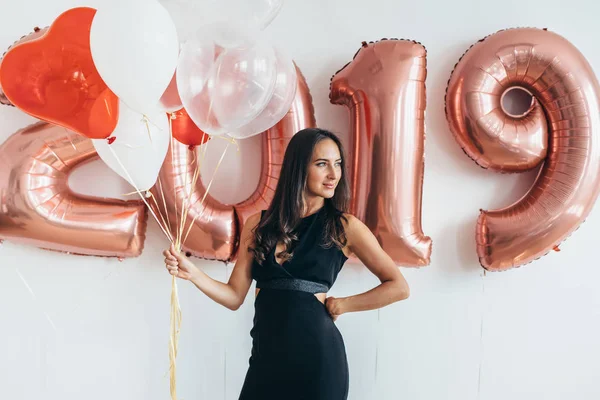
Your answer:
(256, 278), (329, 294)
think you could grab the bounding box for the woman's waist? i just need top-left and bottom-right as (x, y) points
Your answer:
(251, 288), (336, 333)
(255, 277), (329, 299)
(255, 287), (326, 304)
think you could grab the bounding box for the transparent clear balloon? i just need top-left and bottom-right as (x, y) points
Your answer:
(207, 42), (278, 132)
(176, 33), (218, 133)
(176, 24), (279, 136)
(228, 48), (297, 139)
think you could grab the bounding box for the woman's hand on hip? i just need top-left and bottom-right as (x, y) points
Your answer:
(325, 296), (346, 321)
(163, 243), (199, 281)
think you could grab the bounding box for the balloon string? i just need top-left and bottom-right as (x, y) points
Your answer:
(157, 175), (172, 237)
(147, 192), (174, 243)
(177, 124), (213, 250)
(179, 150), (203, 248)
(183, 141), (230, 246)
(105, 122), (181, 400)
(169, 122), (214, 400)
(105, 144), (172, 240)
(169, 273), (182, 400)
(169, 114), (180, 247)
(165, 113), (183, 400)
(476, 270), (487, 400)
(177, 148), (189, 247)
(213, 134), (238, 147)
(163, 115), (230, 399)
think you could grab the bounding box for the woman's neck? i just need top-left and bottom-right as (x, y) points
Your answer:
(303, 197), (325, 217)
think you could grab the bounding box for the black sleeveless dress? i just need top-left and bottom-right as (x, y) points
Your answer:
(238, 207), (349, 400)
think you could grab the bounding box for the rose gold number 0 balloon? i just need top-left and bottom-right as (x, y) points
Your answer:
(150, 66), (316, 261)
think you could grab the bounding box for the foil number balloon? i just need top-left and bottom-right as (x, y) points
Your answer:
(0, 122), (148, 257)
(149, 67), (316, 261)
(445, 28), (600, 271)
(330, 39), (432, 267)
(4, 27), (598, 270)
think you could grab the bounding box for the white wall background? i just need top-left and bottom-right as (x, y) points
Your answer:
(1, 0), (600, 399)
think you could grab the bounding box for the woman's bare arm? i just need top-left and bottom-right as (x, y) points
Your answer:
(164, 212), (261, 311)
(325, 214), (409, 319)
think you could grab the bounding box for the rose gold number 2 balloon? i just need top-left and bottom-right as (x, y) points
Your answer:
(445, 28), (600, 271)
(330, 39), (432, 267)
(0, 122), (148, 257)
(150, 66), (316, 261)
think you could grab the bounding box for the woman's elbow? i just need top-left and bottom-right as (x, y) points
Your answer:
(396, 283), (410, 301)
(226, 295), (245, 311)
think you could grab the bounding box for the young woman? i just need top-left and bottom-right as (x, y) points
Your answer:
(163, 128), (409, 399)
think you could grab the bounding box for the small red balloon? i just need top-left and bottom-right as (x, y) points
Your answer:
(170, 108), (211, 147)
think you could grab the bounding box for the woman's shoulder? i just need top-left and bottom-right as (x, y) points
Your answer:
(340, 212), (359, 227)
(249, 211), (263, 225)
(340, 212), (369, 241)
(243, 212), (263, 234)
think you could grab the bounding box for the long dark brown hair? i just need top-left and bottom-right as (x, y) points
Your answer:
(250, 128), (350, 265)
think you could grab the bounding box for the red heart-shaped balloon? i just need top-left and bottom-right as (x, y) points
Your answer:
(0, 7), (118, 139)
(171, 108), (211, 149)
(0, 26), (48, 106)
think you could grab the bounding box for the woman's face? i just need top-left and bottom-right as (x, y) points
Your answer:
(305, 138), (342, 200)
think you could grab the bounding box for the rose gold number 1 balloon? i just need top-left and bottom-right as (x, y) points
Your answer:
(330, 39), (432, 267)
(446, 28), (600, 271)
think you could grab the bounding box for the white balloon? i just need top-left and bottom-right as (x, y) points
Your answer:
(93, 102), (170, 191)
(90, 0), (179, 113)
(158, 71), (183, 113)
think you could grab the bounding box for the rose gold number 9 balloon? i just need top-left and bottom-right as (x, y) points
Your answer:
(330, 39), (432, 267)
(445, 28), (600, 271)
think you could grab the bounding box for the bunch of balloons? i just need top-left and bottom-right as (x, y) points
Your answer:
(0, 0), (294, 191)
